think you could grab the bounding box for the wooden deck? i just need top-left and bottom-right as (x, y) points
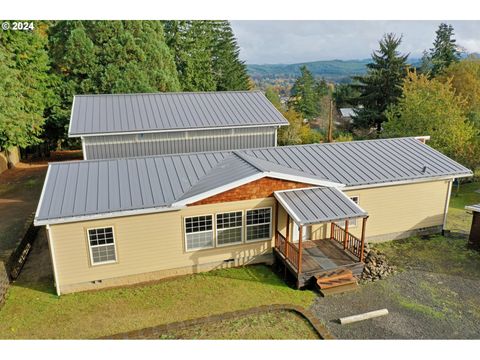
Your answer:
(273, 239), (364, 288)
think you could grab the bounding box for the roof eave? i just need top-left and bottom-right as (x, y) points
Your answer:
(34, 205), (185, 227)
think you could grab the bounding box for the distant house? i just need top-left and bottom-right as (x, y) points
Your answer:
(35, 135), (471, 294)
(69, 91), (288, 160)
(337, 106), (363, 125)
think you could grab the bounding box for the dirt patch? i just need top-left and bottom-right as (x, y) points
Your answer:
(16, 229), (53, 284)
(0, 163), (47, 260)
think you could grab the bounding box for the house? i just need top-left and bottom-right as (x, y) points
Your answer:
(69, 91), (288, 160)
(34, 137), (472, 294)
(337, 106), (363, 126)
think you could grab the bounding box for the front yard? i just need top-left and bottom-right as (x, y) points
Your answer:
(0, 180), (479, 339)
(0, 231), (315, 339)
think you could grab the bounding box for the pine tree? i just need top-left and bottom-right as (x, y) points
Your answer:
(352, 33), (408, 132)
(0, 23), (53, 161)
(164, 20), (216, 91)
(210, 21), (250, 91)
(289, 65), (319, 119)
(423, 23), (461, 77)
(47, 20), (181, 147)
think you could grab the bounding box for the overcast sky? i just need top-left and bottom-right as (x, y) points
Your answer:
(231, 21), (480, 64)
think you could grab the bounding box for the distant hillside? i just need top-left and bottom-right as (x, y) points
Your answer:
(248, 58), (421, 84)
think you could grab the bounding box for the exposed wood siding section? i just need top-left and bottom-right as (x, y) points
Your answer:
(189, 177), (312, 206)
(49, 198), (276, 290)
(310, 180), (450, 241)
(83, 127), (277, 160)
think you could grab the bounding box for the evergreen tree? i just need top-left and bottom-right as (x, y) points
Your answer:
(210, 21), (250, 90)
(289, 65), (319, 119)
(0, 23), (53, 162)
(164, 20), (216, 91)
(47, 20), (180, 147)
(333, 83), (360, 108)
(422, 23), (461, 77)
(352, 33), (408, 132)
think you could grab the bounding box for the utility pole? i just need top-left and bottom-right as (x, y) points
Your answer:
(327, 99), (334, 143)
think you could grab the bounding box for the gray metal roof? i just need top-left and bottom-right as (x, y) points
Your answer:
(35, 137), (473, 225)
(275, 187), (368, 225)
(466, 204), (480, 213)
(69, 91), (288, 137)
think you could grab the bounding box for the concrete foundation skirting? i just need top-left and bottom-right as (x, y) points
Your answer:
(60, 253), (274, 294)
(366, 226), (443, 243)
(102, 304), (335, 340)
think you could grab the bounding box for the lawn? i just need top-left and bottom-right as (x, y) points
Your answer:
(447, 181), (480, 233)
(0, 265), (316, 339)
(158, 310), (320, 340)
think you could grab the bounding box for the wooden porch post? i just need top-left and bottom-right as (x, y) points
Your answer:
(343, 219), (349, 249)
(274, 200), (279, 246)
(285, 214), (290, 258)
(360, 217), (368, 262)
(330, 222), (334, 240)
(298, 225), (303, 274)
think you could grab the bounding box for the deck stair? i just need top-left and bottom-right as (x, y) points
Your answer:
(315, 269), (359, 296)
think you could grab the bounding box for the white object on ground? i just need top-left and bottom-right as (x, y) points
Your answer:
(339, 309), (389, 325)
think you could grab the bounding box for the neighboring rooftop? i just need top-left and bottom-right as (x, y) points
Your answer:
(69, 90), (289, 137)
(35, 137), (473, 225)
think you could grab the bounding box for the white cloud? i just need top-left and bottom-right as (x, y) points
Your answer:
(231, 20), (480, 64)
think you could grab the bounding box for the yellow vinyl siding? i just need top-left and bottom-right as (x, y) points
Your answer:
(309, 180), (450, 240)
(49, 198), (276, 290)
(48, 179), (450, 292)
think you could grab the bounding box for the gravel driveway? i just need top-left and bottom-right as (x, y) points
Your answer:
(310, 267), (480, 339)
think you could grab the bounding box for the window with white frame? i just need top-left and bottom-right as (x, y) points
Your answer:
(87, 227), (117, 265)
(246, 208), (271, 241)
(216, 211), (243, 246)
(338, 196), (360, 228)
(185, 215), (214, 250)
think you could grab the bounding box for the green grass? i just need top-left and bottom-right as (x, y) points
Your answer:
(158, 310), (320, 340)
(374, 235), (480, 277)
(447, 182), (480, 233)
(0, 265), (315, 339)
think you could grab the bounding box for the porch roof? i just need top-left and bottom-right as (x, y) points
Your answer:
(466, 204), (480, 213)
(274, 187), (368, 226)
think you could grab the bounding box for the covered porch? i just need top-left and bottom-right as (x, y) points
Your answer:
(273, 187), (369, 288)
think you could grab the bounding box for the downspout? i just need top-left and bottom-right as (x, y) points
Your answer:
(81, 136), (87, 160)
(46, 225), (61, 296)
(442, 180), (453, 235)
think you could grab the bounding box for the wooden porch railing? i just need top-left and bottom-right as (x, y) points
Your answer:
(275, 231), (299, 270)
(331, 223), (363, 261)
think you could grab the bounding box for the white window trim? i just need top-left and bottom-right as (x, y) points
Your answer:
(184, 214), (215, 252)
(86, 226), (118, 266)
(215, 210), (244, 248)
(337, 196), (360, 228)
(349, 195), (360, 228)
(245, 207), (273, 243)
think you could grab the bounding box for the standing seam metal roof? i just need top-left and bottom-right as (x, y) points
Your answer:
(275, 187), (368, 225)
(466, 204), (480, 213)
(35, 137), (473, 224)
(69, 91), (289, 136)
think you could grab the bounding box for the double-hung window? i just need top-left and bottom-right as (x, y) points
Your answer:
(246, 208), (272, 242)
(185, 215), (214, 251)
(216, 211), (243, 246)
(87, 227), (117, 265)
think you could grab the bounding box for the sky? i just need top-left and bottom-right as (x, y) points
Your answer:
(231, 20), (480, 64)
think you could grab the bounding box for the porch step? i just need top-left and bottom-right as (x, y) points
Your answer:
(315, 268), (358, 296)
(318, 282), (359, 297)
(316, 269), (353, 284)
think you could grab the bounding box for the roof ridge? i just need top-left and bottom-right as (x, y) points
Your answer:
(74, 90), (263, 97)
